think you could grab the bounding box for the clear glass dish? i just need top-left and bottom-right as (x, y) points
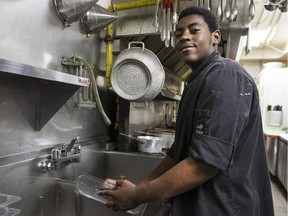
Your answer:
(75, 174), (147, 215)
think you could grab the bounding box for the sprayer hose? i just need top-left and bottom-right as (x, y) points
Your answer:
(73, 55), (111, 126)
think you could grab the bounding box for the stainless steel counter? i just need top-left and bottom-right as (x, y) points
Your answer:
(277, 136), (287, 190)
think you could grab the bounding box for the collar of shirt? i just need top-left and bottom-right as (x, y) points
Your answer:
(187, 51), (220, 84)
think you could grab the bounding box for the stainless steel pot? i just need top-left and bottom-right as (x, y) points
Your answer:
(151, 131), (174, 149)
(135, 129), (175, 149)
(120, 133), (163, 153)
(147, 129), (175, 149)
(111, 42), (165, 101)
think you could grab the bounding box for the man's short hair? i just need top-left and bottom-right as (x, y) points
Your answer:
(178, 6), (219, 33)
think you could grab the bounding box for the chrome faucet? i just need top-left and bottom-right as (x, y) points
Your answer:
(39, 137), (81, 172)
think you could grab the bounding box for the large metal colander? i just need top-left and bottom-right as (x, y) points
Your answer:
(111, 42), (165, 101)
(112, 59), (151, 100)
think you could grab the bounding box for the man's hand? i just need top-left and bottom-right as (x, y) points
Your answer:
(97, 179), (139, 212)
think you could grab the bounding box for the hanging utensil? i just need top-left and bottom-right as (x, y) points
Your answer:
(202, 0), (206, 8)
(264, 2), (279, 11)
(165, 0), (171, 47)
(157, 4), (162, 32)
(245, 24), (251, 55)
(207, 0), (211, 10)
(53, 0), (98, 26)
(248, 0), (255, 21)
(161, 0), (167, 41)
(224, 0), (232, 23)
(216, 0), (223, 22)
(153, 0), (161, 31)
(230, 0), (238, 22)
(170, 0), (178, 47)
(171, 0), (177, 47)
(172, 0), (178, 33)
(269, 0), (282, 3)
(80, 4), (119, 34)
(279, 1), (287, 12)
(202, 0), (205, 8)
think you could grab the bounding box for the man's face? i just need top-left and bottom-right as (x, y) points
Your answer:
(174, 14), (220, 66)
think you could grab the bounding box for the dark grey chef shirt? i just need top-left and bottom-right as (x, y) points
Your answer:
(166, 52), (274, 216)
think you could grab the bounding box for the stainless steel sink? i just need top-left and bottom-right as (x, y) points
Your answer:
(0, 145), (164, 216)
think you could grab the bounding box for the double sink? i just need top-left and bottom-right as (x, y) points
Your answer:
(0, 144), (163, 216)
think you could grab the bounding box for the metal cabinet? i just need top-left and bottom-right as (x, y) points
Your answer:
(264, 135), (279, 176)
(277, 137), (287, 190)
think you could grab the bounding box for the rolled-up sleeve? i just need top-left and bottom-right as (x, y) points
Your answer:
(190, 134), (235, 170)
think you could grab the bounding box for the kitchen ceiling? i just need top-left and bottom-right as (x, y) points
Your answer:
(240, 0), (288, 61)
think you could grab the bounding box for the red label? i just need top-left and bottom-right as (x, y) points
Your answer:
(79, 77), (91, 84)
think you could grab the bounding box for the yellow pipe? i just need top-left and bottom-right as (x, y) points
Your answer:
(105, 5), (113, 88)
(112, 0), (159, 11)
(105, 41), (113, 87)
(111, 0), (186, 11)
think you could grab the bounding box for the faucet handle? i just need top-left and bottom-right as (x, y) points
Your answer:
(66, 136), (80, 152)
(73, 143), (82, 154)
(38, 160), (53, 172)
(51, 149), (61, 159)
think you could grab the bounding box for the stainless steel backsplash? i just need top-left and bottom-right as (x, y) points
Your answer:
(0, 0), (112, 156)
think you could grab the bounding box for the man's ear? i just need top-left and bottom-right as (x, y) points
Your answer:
(212, 30), (221, 46)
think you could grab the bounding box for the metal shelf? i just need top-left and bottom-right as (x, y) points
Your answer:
(0, 58), (90, 131)
(0, 58), (90, 87)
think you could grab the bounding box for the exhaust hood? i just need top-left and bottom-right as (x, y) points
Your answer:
(0, 58), (90, 131)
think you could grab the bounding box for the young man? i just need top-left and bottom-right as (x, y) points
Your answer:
(98, 6), (274, 215)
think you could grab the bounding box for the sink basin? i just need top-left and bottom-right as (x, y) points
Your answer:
(0, 145), (164, 216)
